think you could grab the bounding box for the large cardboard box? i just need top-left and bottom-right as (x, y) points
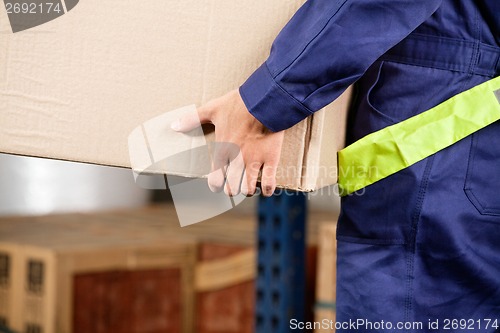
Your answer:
(0, 0), (350, 192)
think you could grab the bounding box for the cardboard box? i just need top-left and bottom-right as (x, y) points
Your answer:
(0, 0), (350, 192)
(195, 243), (255, 333)
(0, 243), (15, 329)
(314, 222), (337, 333)
(194, 243), (318, 333)
(73, 267), (185, 333)
(0, 225), (197, 333)
(0, 205), (329, 333)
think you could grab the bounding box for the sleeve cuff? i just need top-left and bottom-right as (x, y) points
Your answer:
(239, 63), (313, 132)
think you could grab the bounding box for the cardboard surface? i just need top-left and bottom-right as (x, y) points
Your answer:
(0, 0), (349, 191)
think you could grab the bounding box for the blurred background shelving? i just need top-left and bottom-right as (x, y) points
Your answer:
(0, 154), (339, 333)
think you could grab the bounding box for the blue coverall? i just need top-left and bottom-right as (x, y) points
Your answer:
(239, 0), (500, 331)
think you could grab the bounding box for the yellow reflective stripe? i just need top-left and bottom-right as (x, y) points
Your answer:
(338, 76), (500, 196)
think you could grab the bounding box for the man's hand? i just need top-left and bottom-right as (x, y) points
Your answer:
(171, 89), (284, 197)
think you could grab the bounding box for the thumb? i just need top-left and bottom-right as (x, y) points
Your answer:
(171, 106), (212, 132)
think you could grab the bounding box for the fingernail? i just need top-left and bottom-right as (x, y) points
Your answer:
(224, 183), (234, 197)
(208, 181), (223, 193)
(170, 120), (181, 131)
(263, 187), (273, 197)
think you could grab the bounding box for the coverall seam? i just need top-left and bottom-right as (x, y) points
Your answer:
(336, 235), (406, 246)
(263, 62), (315, 116)
(382, 33), (500, 77)
(302, 75), (362, 106)
(404, 155), (434, 324)
(464, 135), (484, 213)
(464, 134), (500, 216)
(239, 62), (314, 132)
(385, 58), (485, 75)
(271, 0), (350, 78)
(380, 58), (494, 78)
(410, 32), (477, 48)
(457, 64), (475, 103)
(468, 7), (481, 77)
(464, 133), (476, 193)
(365, 61), (398, 125)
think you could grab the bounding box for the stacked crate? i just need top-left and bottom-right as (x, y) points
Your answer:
(314, 222), (337, 333)
(0, 243), (13, 329)
(0, 205), (329, 333)
(0, 218), (197, 333)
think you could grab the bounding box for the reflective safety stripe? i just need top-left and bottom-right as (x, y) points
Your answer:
(338, 76), (500, 196)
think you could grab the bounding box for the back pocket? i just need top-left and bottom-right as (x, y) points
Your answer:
(367, 61), (464, 123)
(465, 122), (500, 216)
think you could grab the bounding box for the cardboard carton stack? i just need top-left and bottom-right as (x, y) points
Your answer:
(314, 222), (338, 333)
(0, 205), (330, 333)
(0, 209), (198, 333)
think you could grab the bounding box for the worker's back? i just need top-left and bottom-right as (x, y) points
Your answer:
(414, 0), (499, 47)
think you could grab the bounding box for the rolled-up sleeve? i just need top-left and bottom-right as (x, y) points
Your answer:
(239, 0), (442, 132)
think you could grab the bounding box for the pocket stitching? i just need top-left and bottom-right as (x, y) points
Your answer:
(366, 61), (398, 125)
(464, 133), (500, 216)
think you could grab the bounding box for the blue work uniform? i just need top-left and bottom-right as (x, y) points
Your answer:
(239, 0), (500, 331)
